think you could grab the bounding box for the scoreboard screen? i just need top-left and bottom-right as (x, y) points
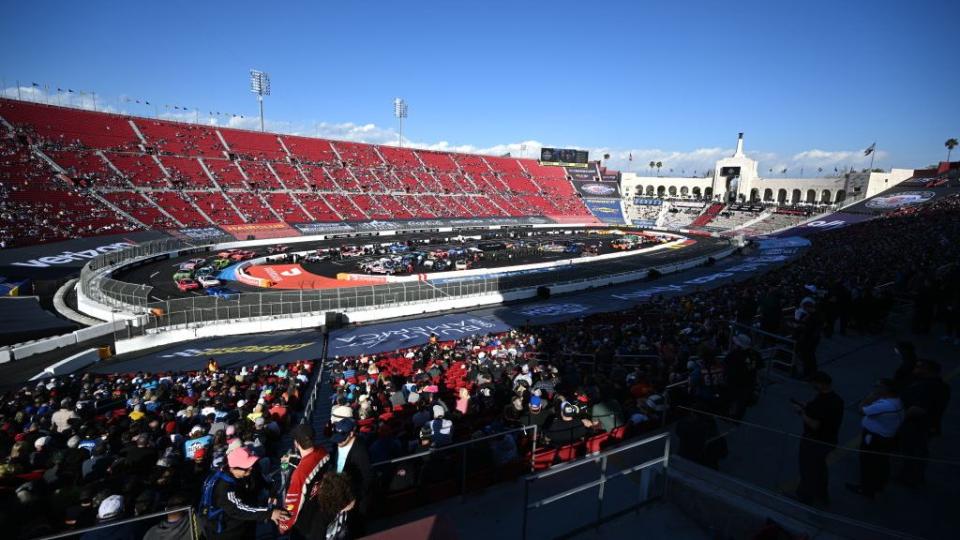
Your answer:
(540, 147), (589, 166)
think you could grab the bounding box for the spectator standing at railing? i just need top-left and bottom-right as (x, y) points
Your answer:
(330, 418), (372, 523)
(793, 297), (821, 379)
(278, 424), (330, 537)
(793, 371), (844, 506)
(846, 379), (904, 499)
(724, 334), (761, 420)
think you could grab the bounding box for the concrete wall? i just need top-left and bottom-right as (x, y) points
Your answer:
(30, 348), (101, 380)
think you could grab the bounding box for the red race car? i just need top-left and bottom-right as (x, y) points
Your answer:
(176, 278), (201, 292)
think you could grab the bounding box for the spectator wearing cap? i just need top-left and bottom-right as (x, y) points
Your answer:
(428, 405), (454, 447)
(278, 424), (330, 536)
(330, 417), (372, 520)
(79, 494), (138, 540)
(542, 401), (589, 447)
(519, 395), (553, 437)
(202, 447), (287, 540)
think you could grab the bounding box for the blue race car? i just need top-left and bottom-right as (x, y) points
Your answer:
(205, 286), (240, 300)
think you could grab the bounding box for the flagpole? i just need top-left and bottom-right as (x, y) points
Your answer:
(869, 144), (876, 171)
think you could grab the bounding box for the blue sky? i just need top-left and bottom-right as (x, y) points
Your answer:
(1, 0), (957, 174)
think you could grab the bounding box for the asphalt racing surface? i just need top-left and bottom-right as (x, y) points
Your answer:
(115, 228), (697, 301)
(85, 238), (809, 375)
(107, 229), (727, 327)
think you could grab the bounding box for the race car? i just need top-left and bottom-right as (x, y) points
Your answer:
(176, 278), (201, 292)
(305, 252), (331, 263)
(197, 275), (221, 288)
(454, 259), (468, 271)
(172, 270), (192, 282)
(194, 266), (216, 277)
(267, 244), (289, 254)
(205, 286), (240, 300)
(212, 258), (232, 270)
(229, 250), (256, 261)
(341, 245), (363, 258)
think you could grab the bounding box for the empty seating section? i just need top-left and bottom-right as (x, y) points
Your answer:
(102, 191), (176, 228)
(271, 162), (309, 190)
(295, 193), (340, 221)
(416, 150), (459, 173)
(159, 156), (215, 189)
(350, 194), (390, 219)
(327, 166), (361, 192)
(227, 192), (276, 223)
(46, 150), (127, 189)
(301, 165), (338, 191)
(473, 196), (506, 216)
(220, 129), (286, 160)
(105, 153), (170, 189)
(396, 171), (429, 193)
(0, 98), (138, 150)
(375, 170), (405, 191)
(690, 203), (725, 227)
(189, 192), (244, 225)
(0, 99), (603, 244)
(237, 160), (283, 190)
(265, 193), (312, 223)
(324, 193), (366, 221)
(452, 154), (493, 179)
(148, 192), (208, 226)
(350, 167), (387, 192)
(281, 135), (337, 164)
(136, 119), (224, 157)
(204, 158), (248, 189)
(331, 141), (383, 168)
(379, 145), (422, 169)
(501, 174), (538, 193)
(373, 195), (412, 219)
(484, 155), (525, 175)
(395, 194), (435, 217)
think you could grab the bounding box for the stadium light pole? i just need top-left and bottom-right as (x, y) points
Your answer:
(394, 98), (408, 148)
(250, 70), (271, 132)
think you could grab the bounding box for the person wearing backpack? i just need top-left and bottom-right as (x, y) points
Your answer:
(200, 447), (288, 539)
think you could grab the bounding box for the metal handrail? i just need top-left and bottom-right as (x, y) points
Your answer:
(34, 506), (195, 540)
(521, 432), (670, 540)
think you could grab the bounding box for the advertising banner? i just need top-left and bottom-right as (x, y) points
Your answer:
(583, 198), (626, 224)
(0, 231), (168, 279)
(633, 197), (663, 206)
(574, 181), (621, 198)
(771, 212), (873, 237)
(221, 222), (301, 240)
(568, 169), (599, 182)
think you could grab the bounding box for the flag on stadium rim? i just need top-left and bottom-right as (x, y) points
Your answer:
(864, 142), (876, 156)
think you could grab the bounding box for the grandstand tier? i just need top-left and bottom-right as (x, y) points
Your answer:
(0, 98), (594, 246)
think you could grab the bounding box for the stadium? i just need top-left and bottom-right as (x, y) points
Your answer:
(1, 2), (959, 540)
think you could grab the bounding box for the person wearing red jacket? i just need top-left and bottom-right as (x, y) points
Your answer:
(278, 424), (330, 536)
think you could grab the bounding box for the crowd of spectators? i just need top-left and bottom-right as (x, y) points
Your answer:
(0, 361), (312, 539)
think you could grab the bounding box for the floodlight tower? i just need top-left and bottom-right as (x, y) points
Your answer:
(250, 70), (271, 132)
(393, 97), (408, 147)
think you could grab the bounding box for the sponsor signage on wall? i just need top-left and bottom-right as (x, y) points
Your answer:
(567, 168), (599, 181)
(633, 197), (663, 206)
(0, 231), (168, 279)
(292, 216), (556, 235)
(583, 198), (626, 224)
(574, 181), (621, 199)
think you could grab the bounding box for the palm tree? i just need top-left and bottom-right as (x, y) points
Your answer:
(648, 160), (655, 174)
(655, 161), (662, 176)
(946, 138), (959, 162)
